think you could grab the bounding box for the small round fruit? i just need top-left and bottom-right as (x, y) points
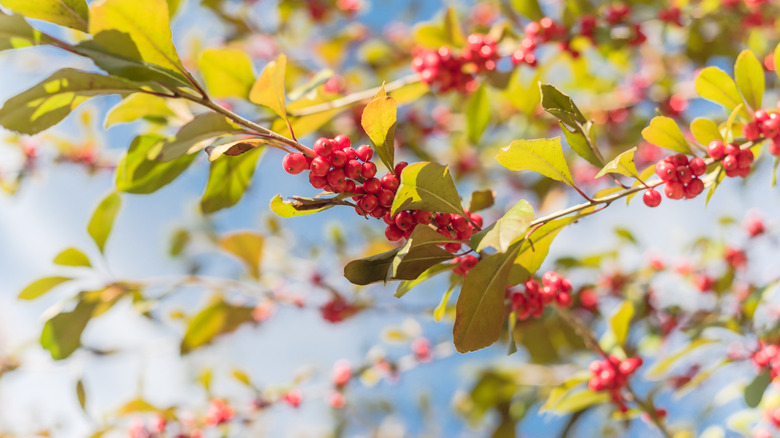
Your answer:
(707, 140), (725, 159)
(283, 152), (308, 174)
(361, 162), (377, 178)
(643, 188), (662, 207)
(356, 144), (373, 162)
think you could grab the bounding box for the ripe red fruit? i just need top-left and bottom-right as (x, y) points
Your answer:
(370, 207), (386, 219)
(655, 160), (677, 181)
(413, 210), (432, 225)
(684, 178), (704, 198)
(707, 140), (725, 159)
(283, 152), (308, 174)
(363, 177), (381, 194)
(444, 242), (462, 253)
(327, 168), (347, 189)
(344, 147), (357, 161)
(385, 224), (404, 241)
(310, 156), (331, 176)
(359, 194), (378, 212)
(671, 153), (689, 166)
(434, 212), (452, 227)
(394, 211), (414, 230)
(451, 215), (469, 232)
(330, 150), (347, 167)
(688, 157), (706, 176)
(309, 173), (327, 189)
(344, 160), (362, 179)
(722, 154), (737, 170)
(394, 161), (409, 176)
(676, 165), (693, 184)
(469, 213), (483, 228)
(333, 134), (351, 149)
(664, 181), (684, 199)
(643, 188), (662, 207)
(377, 189), (395, 207)
(314, 138), (335, 157)
(380, 173), (400, 191)
(724, 143), (740, 156)
(743, 122), (761, 141)
(361, 161), (377, 178)
(737, 149), (754, 168)
(356, 144), (373, 161)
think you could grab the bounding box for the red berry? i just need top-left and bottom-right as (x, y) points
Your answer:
(744, 122), (761, 141)
(444, 242), (461, 253)
(770, 140), (780, 156)
(333, 134), (351, 149)
(707, 140), (725, 159)
(310, 156), (331, 176)
(451, 215), (469, 232)
(359, 194), (378, 212)
(385, 224), (404, 241)
(330, 150), (347, 167)
(434, 213), (452, 227)
(327, 168), (347, 189)
(394, 211), (414, 230)
(361, 161), (377, 178)
(676, 165), (693, 184)
(314, 138), (335, 157)
(394, 161), (409, 176)
(655, 160), (677, 181)
(344, 147), (357, 161)
(671, 154), (689, 166)
(737, 149), (754, 168)
(363, 177), (381, 194)
(755, 109), (770, 122)
(344, 180), (356, 193)
(413, 210), (432, 225)
(283, 152), (308, 174)
(556, 292), (572, 307)
(643, 188), (662, 207)
(724, 143), (740, 156)
(688, 157), (706, 176)
(370, 207), (386, 219)
(664, 181), (684, 199)
(309, 173), (327, 189)
(469, 213), (483, 228)
(380, 173), (400, 191)
(377, 189), (395, 207)
(356, 144), (373, 162)
(684, 178), (704, 198)
(344, 160), (362, 179)
(722, 154), (737, 170)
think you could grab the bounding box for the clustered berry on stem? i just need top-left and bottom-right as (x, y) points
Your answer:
(510, 271), (572, 320)
(588, 355), (643, 412)
(744, 108), (780, 156)
(649, 153), (706, 205)
(753, 343), (780, 378)
(411, 33), (498, 93)
(451, 254), (478, 276)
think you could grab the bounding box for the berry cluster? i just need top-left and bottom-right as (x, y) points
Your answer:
(510, 272), (572, 320)
(411, 33), (497, 93)
(320, 295), (359, 323)
(511, 17), (570, 66)
(204, 399), (235, 426)
(424, 211), (483, 253)
(707, 140), (754, 178)
(451, 254), (478, 276)
(650, 153), (706, 204)
(744, 109), (780, 156)
(588, 355), (643, 412)
(752, 343), (780, 378)
(658, 6), (683, 26)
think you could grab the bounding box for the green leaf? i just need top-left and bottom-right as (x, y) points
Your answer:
(647, 339), (717, 379)
(343, 248), (401, 285)
(614, 227), (637, 245)
(360, 86), (397, 172)
(77, 379), (86, 411)
(105, 93), (175, 127)
(734, 50), (764, 111)
(511, 217), (574, 281)
(154, 113), (244, 162)
(434, 280), (457, 322)
(540, 84), (587, 128)
(0, 12), (52, 52)
(610, 300), (634, 346)
(466, 84), (490, 144)
(496, 137), (575, 186)
(542, 388), (609, 414)
(269, 194), (333, 217)
(467, 189), (495, 213)
(180, 297), (255, 354)
(391, 162), (464, 216)
(744, 369), (771, 408)
(116, 135), (196, 194)
(18, 276), (72, 300)
(391, 225), (456, 280)
(200, 148), (263, 214)
(249, 54), (288, 119)
(169, 229), (189, 257)
(395, 263), (455, 298)
(40, 299), (97, 360)
(641, 116), (692, 155)
(198, 48), (255, 99)
(595, 147), (638, 179)
(511, 0), (544, 20)
(0, 0), (88, 32)
(0, 68), (142, 135)
(690, 118), (723, 146)
(231, 369), (253, 387)
(453, 244), (519, 353)
(413, 7), (465, 49)
(205, 138), (267, 161)
(89, 0), (185, 74)
(476, 200), (534, 253)
(219, 231), (264, 279)
(53, 247), (91, 267)
(87, 192), (122, 253)
(695, 67), (750, 118)
(560, 122), (602, 168)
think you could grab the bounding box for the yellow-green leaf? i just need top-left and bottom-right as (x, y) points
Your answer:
(77, 379), (87, 411)
(391, 225), (456, 280)
(542, 388), (610, 414)
(734, 50), (764, 111)
(117, 135), (196, 194)
(0, 0), (88, 32)
(219, 231), (264, 279)
(476, 200), (534, 253)
(344, 248), (401, 285)
(511, 217), (574, 281)
(249, 54), (288, 119)
(361, 86), (397, 172)
(18, 276), (72, 300)
(0, 12), (52, 51)
(269, 194), (332, 217)
(200, 148), (263, 214)
(154, 113), (243, 162)
(434, 281), (456, 322)
(0, 68), (142, 135)
(198, 48), (256, 99)
(695, 67), (750, 118)
(40, 299), (96, 360)
(496, 137), (575, 186)
(391, 162), (464, 216)
(595, 147), (638, 179)
(610, 300), (634, 346)
(180, 297), (255, 354)
(87, 192), (121, 253)
(105, 93), (175, 127)
(53, 247), (91, 267)
(690, 118), (723, 146)
(90, 0), (184, 74)
(466, 83), (490, 144)
(647, 338), (718, 379)
(641, 116), (692, 155)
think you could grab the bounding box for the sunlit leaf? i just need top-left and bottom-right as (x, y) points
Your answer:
(595, 147), (638, 179)
(540, 84), (587, 128)
(200, 148), (263, 214)
(154, 113), (244, 162)
(561, 122), (602, 168)
(734, 50), (764, 112)
(361, 86), (397, 172)
(77, 379), (86, 411)
(542, 387), (609, 414)
(180, 297), (255, 354)
(476, 200), (534, 253)
(610, 300), (634, 346)
(695, 67), (750, 118)
(496, 137), (575, 187)
(690, 118), (723, 146)
(53, 247), (91, 267)
(466, 84), (490, 144)
(87, 192), (122, 253)
(249, 54), (288, 119)
(18, 276), (72, 300)
(391, 162), (464, 216)
(0, 0), (88, 32)
(344, 248), (401, 285)
(641, 116), (692, 155)
(116, 135), (196, 194)
(219, 231), (264, 279)
(199, 48), (255, 99)
(647, 339), (718, 379)
(0, 12), (52, 51)
(434, 280), (457, 322)
(511, 217), (574, 282)
(269, 194), (333, 217)
(105, 93), (176, 127)
(40, 299), (97, 360)
(467, 189), (495, 213)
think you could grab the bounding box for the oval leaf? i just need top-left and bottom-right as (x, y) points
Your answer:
(391, 225), (456, 280)
(690, 118), (723, 146)
(18, 276), (72, 300)
(344, 248), (401, 285)
(249, 54), (288, 119)
(0, 0), (88, 32)
(87, 192), (122, 254)
(199, 48), (255, 99)
(53, 248), (91, 267)
(641, 116), (692, 155)
(154, 112), (244, 162)
(219, 231), (264, 279)
(496, 137), (575, 186)
(361, 86), (397, 172)
(476, 200), (534, 253)
(391, 162), (464, 216)
(200, 148), (263, 214)
(695, 67), (750, 118)
(610, 300), (634, 346)
(595, 147), (638, 179)
(734, 50), (764, 112)
(116, 135), (196, 194)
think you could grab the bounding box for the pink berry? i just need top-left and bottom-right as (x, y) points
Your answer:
(707, 140), (725, 159)
(283, 152), (308, 174)
(722, 154), (737, 170)
(724, 143), (740, 156)
(655, 160), (677, 181)
(737, 149), (754, 168)
(643, 188), (662, 207)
